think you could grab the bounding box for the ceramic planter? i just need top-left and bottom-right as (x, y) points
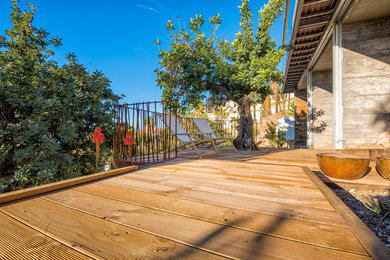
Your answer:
(316, 153), (370, 180)
(376, 155), (390, 181)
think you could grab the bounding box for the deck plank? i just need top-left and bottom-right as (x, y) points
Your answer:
(0, 198), (227, 260)
(125, 166), (330, 200)
(152, 163), (316, 185)
(156, 160), (309, 178)
(143, 168), (320, 190)
(143, 166), (325, 198)
(42, 189), (370, 259)
(101, 175), (347, 225)
(0, 211), (92, 259)
(74, 183), (368, 254)
(115, 172), (334, 210)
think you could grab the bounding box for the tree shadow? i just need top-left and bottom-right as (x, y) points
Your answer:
(243, 212), (289, 260)
(373, 94), (390, 132)
(311, 107), (328, 134)
(168, 217), (248, 259)
(169, 212), (289, 259)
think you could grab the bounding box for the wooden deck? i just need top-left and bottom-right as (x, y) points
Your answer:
(1, 149), (389, 259)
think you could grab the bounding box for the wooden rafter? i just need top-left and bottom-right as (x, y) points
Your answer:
(303, 0), (331, 6)
(301, 9), (333, 19)
(296, 31), (323, 40)
(292, 53), (313, 59)
(299, 15), (331, 29)
(294, 40), (319, 48)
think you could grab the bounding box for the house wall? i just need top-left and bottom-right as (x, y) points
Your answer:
(342, 16), (390, 147)
(312, 70), (333, 148)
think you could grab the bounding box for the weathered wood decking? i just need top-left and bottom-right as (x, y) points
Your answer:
(1, 149), (389, 259)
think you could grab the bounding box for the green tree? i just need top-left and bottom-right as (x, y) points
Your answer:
(0, 1), (121, 192)
(155, 0), (285, 149)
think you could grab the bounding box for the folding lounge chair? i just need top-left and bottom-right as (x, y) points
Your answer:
(160, 114), (219, 157)
(192, 118), (237, 152)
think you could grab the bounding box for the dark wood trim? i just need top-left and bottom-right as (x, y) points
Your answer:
(0, 165), (138, 204)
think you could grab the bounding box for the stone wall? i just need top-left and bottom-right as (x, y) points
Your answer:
(312, 70), (333, 148)
(342, 16), (390, 147)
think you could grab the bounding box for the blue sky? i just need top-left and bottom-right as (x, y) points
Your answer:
(0, 0), (292, 104)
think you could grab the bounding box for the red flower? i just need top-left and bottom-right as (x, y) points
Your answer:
(92, 127), (105, 143)
(124, 132), (134, 145)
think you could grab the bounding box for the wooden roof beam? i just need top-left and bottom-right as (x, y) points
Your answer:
(288, 65), (307, 71)
(299, 15), (331, 29)
(288, 68), (306, 71)
(286, 76), (303, 80)
(301, 9), (333, 20)
(294, 40), (319, 48)
(292, 47), (316, 54)
(290, 62), (309, 67)
(303, 0), (330, 6)
(288, 70), (306, 74)
(287, 75), (302, 82)
(287, 71), (304, 75)
(295, 31), (323, 40)
(291, 54), (312, 60)
(291, 59), (310, 65)
(292, 52), (313, 58)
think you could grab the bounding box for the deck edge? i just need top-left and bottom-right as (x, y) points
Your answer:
(302, 166), (390, 260)
(0, 165), (138, 204)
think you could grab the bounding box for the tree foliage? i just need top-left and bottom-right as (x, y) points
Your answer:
(0, 1), (121, 192)
(155, 0), (285, 149)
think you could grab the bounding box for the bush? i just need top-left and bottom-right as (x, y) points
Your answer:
(0, 1), (121, 192)
(264, 122), (286, 148)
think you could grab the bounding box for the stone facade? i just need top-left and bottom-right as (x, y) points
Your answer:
(311, 70), (333, 148)
(341, 16), (390, 147)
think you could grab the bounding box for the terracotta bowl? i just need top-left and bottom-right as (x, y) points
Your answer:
(376, 155), (390, 181)
(316, 153), (371, 180)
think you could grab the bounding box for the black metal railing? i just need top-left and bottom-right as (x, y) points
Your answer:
(113, 101), (285, 167)
(113, 100), (178, 165)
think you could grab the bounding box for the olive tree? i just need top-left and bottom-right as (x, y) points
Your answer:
(155, 0), (285, 149)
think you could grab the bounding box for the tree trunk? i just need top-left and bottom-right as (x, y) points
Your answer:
(233, 94), (258, 150)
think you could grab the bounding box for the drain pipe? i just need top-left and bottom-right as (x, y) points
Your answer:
(333, 22), (345, 149)
(282, 0), (291, 46)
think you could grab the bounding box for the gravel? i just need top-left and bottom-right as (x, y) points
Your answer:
(329, 185), (390, 248)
